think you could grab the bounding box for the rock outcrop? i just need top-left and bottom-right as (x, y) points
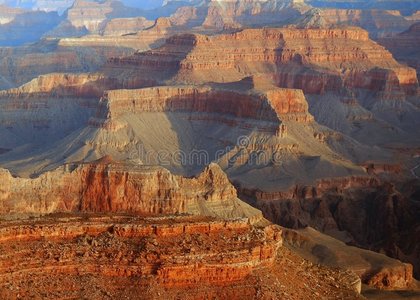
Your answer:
(0, 161), (261, 220)
(317, 9), (416, 38)
(101, 17), (154, 35)
(65, 0), (141, 33)
(107, 27), (420, 149)
(0, 8), (61, 46)
(111, 27), (418, 97)
(283, 227), (415, 290)
(238, 178), (420, 279)
(92, 86), (312, 133)
(379, 22), (420, 78)
(0, 213), (363, 299)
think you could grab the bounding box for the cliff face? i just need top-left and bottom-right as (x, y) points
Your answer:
(0, 213), (363, 299)
(94, 86), (312, 130)
(0, 9), (61, 46)
(238, 179), (420, 280)
(0, 162), (261, 220)
(102, 17), (154, 35)
(318, 9), (416, 38)
(379, 22), (420, 78)
(107, 27), (420, 147)
(66, 0), (141, 33)
(0, 215), (282, 286)
(111, 27), (418, 97)
(283, 227), (414, 290)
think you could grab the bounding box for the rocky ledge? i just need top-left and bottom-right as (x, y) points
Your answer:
(0, 214), (363, 299)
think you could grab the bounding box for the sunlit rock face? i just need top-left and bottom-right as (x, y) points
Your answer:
(0, 0), (419, 298)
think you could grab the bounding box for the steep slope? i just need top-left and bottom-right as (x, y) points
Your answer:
(0, 8), (61, 46)
(107, 27), (420, 147)
(283, 227), (416, 290)
(64, 0), (142, 33)
(379, 22), (420, 78)
(316, 8), (417, 38)
(0, 161), (261, 219)
(239, 178), (420, 278)
(0, 82), (376, 188)
(0, 71), (157, 152)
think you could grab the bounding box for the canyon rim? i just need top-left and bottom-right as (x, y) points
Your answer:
(0, 0), (419, 299)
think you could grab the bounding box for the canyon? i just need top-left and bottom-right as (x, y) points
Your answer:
(0, 0), (419, 298)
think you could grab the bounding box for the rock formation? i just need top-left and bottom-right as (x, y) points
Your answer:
(111, 27), (418, 96)
(0, 3), (419, 297)
(0, 8), (61, 46)
(65, 0), (141, 33)
(0, 161), (261, 220)
(101, 17), (154, 35)
(107, 26), (420, 150)
(315, 8), (417, 38)
(0, 214), (364, 299)
(283, 227), (415, 290)
(379, 22), (420, 78)
(238, 178), (420, 279)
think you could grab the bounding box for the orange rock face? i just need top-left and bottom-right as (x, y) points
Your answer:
(110, 27), (418, 97)
(0, 215), (284, 296)
(91, 86), (313, 134)
(0, 214), (364, 299)
(0, 162), (260, 220)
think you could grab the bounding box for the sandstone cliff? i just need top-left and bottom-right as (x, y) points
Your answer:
(0, 161), (261, 221)
(65, 0), (141, 33)
(317, 9), (416, 38)
(0, 213), (363, 299)
(106, 27), (420, 150)
(238, 178), (420, 279)
(379, 22), (420, 78)
(94, 86), (312, 129)
(111, 27), (418, 97)
(101, 17), (154, 35)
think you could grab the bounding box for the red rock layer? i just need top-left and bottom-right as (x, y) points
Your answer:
(0, 73), (156, 99)
(0, 214), (363, 299)
(110, 27), (418, 96)
(0, 162), (260, 221)
(238, 176), (380, 201)
(90, 86), (313, 136)
(0, 215), (282, 287)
